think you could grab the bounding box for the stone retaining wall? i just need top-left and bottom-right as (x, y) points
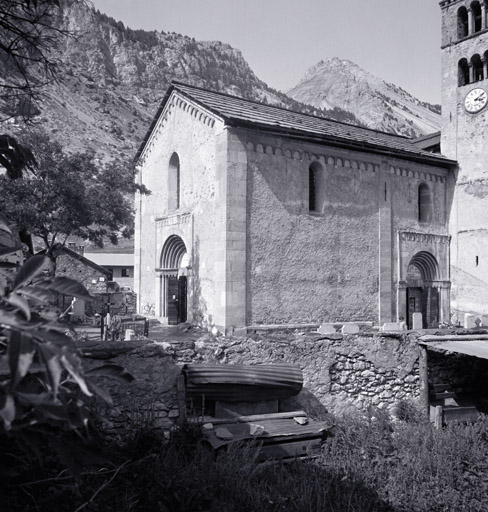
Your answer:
(82, 330), (423, 441)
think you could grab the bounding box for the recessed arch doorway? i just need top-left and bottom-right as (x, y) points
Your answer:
(405, 251), (440, 329)
(158, 235), (188, 324)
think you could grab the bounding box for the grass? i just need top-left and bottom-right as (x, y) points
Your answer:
(3, 410), (488, 511)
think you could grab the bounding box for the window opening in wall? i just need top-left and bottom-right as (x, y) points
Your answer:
(384, 182), (387, 202)
(459, 58), (470, 86)
(308, 161), (323, 212)
(309, 167), (316, 211)
(168, 152), (180, 210)
(121, 268), (130, 277)
(476, 256), (479, 267)
(472, 54), (484, 82)
(106, 268), (113, 281)
(418, 183), (432, 223)
(458, 6), (469, 38)
(472, 1), (482, 33)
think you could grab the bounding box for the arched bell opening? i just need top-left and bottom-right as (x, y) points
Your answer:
(405, 251), (440, 329)
(158, 235), (188, 324)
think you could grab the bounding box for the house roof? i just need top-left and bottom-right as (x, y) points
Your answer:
(40, 247), (111, 277)
(136, 81), (457, 168)
(412, 131), (441, 152)
(419, 336), (488, 360)
(84, 252), (134, 267)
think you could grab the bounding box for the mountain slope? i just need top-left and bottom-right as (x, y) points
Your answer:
(287, 58), (441, 138)
(3, 1), (362, 162)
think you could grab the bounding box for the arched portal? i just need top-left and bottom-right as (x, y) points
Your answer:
(158, 235), (188, 324)
(405, 251), (440, 329)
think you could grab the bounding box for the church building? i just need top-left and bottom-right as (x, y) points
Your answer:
(440, 0), (488, 319)
(134, 82), (456, 333)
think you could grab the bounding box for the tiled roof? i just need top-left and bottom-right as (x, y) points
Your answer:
(137, 82), (456, 167)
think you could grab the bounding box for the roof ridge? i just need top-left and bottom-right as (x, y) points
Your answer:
(170, 80), (414, 141)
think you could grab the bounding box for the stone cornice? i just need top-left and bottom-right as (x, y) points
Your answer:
(399, 231), (451, 244)
(245, 142), (446, 183)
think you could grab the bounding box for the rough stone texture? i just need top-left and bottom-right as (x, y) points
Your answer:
(440, 1), (488, 317)
(56, 251), (108, 295)
(83, 331), (427, 440)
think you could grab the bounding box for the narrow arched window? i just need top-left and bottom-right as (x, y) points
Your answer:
(309, 167), (316, 211)
(472, 54), (484, 82)
(458, 58), (470, 86)
(168, 152), (180, 210)
(458, 6), (469, 38)
(472, 2), (482, 33)
(418, 183), (432, 223)
(308, 161), (323, 212)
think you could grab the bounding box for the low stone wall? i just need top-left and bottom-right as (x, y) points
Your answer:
(81, 329), (422, 440)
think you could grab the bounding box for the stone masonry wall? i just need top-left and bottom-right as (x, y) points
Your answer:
(82, 330), (425, 441)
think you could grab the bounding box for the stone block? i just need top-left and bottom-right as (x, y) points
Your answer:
(412, 313), (423, 330)
(482, 315), (488, 326)
(382, 322), (402, 332)
(464, 314), (476, 329)
(341, 324), (359, 334)
(318, 324), (336, 334)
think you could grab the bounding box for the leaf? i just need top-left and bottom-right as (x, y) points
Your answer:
(0, 309), (45, 331)
(0, 392), (15, 430)
(37, 329), (76, 349)
(8, 331), (35, 389)
(35, 403), (69, 422)
(47, 277), (93, 300)
(60, 351), (92, 397)
(0, 246), (22, 257)
(5, 292), (31, 320)
(19, 286), (56, 304)
(37, 343), (62, 397)
(86, 364), (135, 382)
(88, 381), (113, 406)
(13, 255), (50, 290)
(15, 391), (56, 406)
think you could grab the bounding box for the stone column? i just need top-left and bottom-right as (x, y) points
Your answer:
(468, 8), (474, 35)
(439, 282), (451, 325)
(469, 62), (475, 84)
(483, 57), (488, 80)
(482, 2), (487, 30)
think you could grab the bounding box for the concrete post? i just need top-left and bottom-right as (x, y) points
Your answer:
(418, 345), (429, 419)
(468, 8), (474, 35)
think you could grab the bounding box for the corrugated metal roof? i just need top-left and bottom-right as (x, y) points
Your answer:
(84, 253), (134, 267)
(136, 81), (457, 168)
(420, 339), (488, 360)
(183, 364), (303, 402)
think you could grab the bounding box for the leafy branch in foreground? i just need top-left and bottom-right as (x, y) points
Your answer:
(0, 250), (133, 435)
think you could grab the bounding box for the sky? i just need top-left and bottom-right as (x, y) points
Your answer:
(90, 0), (443, 105)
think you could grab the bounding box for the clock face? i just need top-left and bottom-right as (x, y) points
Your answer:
(465, 88), (488, 113)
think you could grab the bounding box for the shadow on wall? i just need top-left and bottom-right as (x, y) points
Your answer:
(191, 235), (212, 328)
(281, 388), (329, 421)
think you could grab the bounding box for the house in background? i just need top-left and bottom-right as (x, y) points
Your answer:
(84, 252), (134, 290)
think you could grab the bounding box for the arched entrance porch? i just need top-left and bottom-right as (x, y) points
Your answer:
(401, 251), (445, 329)
(157, 235), (189, 325)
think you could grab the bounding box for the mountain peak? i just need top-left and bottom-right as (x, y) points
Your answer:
(288, 59), (441, 137)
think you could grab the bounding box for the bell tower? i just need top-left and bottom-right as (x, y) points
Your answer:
(440, 0), (488, 318)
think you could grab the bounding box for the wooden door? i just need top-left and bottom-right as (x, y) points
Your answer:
(407, 287), (422, 329)
(167, 275), (179, 325)
(178, 276), (187, 323)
